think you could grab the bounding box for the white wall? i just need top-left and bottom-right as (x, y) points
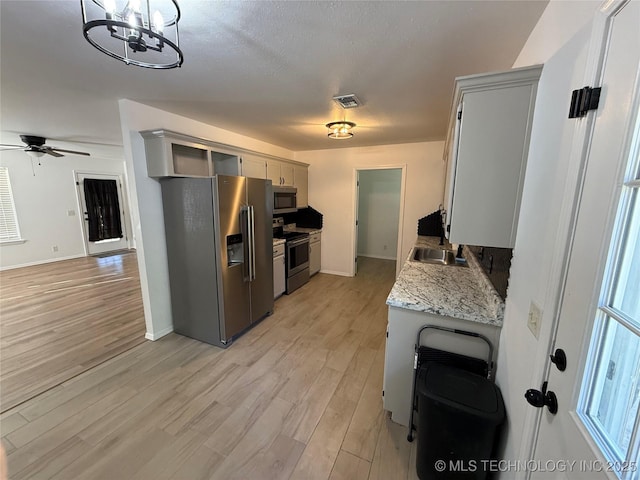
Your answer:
(357, 169), (402, 260)
(496, 0), (601, 464)
(0, 149), (131, 269)
(118, 100), (295, 340)
(296, 142), (445, 276)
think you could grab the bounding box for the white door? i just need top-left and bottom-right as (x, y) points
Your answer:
(76, 172), (128, 255)
(531, 2), (640, 478)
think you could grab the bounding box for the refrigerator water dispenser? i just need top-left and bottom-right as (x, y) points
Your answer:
(226, 233), (244, 266)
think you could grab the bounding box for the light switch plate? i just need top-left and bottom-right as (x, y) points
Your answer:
(528, 301), (542, 339)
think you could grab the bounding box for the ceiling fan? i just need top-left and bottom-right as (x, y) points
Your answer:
(0, 135), (90, 158)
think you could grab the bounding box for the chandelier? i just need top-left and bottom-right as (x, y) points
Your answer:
(326, 121), (356, 139)
(80, 0), (184, 69)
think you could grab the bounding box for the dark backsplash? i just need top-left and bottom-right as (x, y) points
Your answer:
(466, 246), (513, 300)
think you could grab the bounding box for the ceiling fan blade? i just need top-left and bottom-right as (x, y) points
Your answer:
(48, 147), (90, 156)
(41, 148), (64, 158)
(0, 144), (25, 150)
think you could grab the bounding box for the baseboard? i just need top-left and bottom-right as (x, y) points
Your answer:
(0, 254), (86, 271)
(145, 327), (173, 341)
(320, 269), (353, 277)
(358, 254), (397, 261)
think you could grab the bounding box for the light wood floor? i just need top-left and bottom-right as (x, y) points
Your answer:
(0, 252), (146, 412)
(1, 257), (423, 480)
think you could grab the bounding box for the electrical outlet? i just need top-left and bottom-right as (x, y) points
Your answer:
(52, 245), (58, 252)
(528, 301), (542, 339)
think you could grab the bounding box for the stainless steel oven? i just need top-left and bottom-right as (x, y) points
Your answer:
(273, 186), (297, 214)
(285, 234), (310, 293)
(273, 217), (309, 294)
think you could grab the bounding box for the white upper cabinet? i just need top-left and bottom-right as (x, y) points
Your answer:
(293, 164), (308, 208)
(443, 65), (543, 248)
(240, 154), (267, 179)
(267, 159), (294, 186)
(141, 130), (308, 191)
(213, 152), (268, 179)
(141, 130), (212, 178)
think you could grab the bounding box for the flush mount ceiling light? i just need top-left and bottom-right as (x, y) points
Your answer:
(80, 0), (184, 69)
(326, 121), (356, 140)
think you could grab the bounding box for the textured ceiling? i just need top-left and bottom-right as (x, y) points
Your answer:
(0, 0), (548, 153)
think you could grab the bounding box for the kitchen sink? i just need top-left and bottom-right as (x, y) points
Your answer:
(411, 247), (466, 266)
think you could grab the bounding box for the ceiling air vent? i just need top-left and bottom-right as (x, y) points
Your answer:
(333, 94), (362, 109)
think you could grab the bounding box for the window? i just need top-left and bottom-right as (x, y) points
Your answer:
(579, 117), (640, 474)
(0, 167), (22, 243)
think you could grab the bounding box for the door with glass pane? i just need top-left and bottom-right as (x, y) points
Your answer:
(76, 172), (129, 255)
(531, 1), (640, 478)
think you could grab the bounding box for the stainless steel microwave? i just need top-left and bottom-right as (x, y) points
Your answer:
(273, 186), (297, 214)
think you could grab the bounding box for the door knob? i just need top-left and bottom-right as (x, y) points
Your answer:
(550, 348), (567, 371)
(525, 381), (558, 414)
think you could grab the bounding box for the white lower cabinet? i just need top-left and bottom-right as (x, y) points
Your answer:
(309, 233), (321, 276)
(382, 306), (501, 427)
(273, 244), (286, 299)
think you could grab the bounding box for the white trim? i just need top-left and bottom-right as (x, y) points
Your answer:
(352, 165), (407, 277)
(521, 0), (634, 475)
(145, 326), (173, 341)
(0, 253), (85, 271)
(320, 269), (352, 277)
(357, 253), (397, 261)
(0, 239), (27, 246)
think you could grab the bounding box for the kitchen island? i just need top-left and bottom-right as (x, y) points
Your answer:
(383, 236), (505, 426)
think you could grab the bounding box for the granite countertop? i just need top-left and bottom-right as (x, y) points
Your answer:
(273, 238), (286, 247)
(386, 236), (504, 327)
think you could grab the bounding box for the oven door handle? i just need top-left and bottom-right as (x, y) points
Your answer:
(287, 238), (309, 248)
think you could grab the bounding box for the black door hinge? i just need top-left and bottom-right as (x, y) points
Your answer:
(457, 111), (462, 120)
(568, 86), (601, 118)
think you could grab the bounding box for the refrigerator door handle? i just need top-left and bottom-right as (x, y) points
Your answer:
(249, 205), (257, 281)
(242, 206), (251, 282)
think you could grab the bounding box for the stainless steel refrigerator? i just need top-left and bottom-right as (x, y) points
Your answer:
(160, 175), (274, 348)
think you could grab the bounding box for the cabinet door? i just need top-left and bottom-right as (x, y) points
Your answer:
(309, 239), (321, 275)
(443, 107), (462, 237)
(241, 155), (267, 179)
(273, 255), (286, 298)
(266, 159), (282, 185)
(450, 85), (534, 248)
(293, 165), (308, 208)
(280, 163), (295, 186)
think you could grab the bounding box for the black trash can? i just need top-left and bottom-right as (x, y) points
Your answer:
(416, 362), (505, 480)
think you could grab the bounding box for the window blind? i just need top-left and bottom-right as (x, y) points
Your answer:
(0, 167), (22, 242)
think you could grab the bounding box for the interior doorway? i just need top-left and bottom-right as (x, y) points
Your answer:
(354, 167), (404, 275)
(75, 172), (129, 256)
